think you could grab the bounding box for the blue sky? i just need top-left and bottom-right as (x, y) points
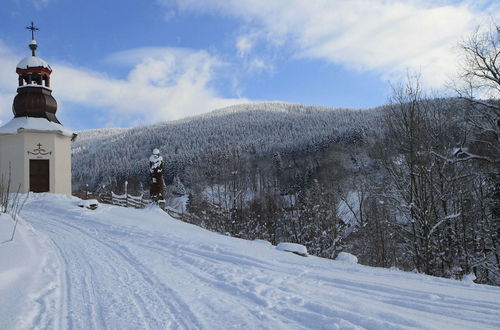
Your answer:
(0, 0), (498, 130)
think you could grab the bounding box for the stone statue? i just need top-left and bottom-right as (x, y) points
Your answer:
(149, 148), (165, 202)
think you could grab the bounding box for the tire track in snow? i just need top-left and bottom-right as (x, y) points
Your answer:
(59, 218), (202, 329)
(305, 274), (500, 327)
(128, 236), (490, 330)
(131, 240), (288, 328)
(65, 222), (191, 329)
(29, 215), (134, 329)
(130, 238), (392, 329)
(75, 225), (294, 329)
(23, 204), (201, 329)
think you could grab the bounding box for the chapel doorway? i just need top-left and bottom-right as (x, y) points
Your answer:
(29, 159), (49, 192)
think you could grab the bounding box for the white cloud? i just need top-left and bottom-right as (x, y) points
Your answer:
(164, 0), (499, 87)
(241, 57), (274, 75)
(0, 43), (248, 127)
(236, 34), (255, 58)
(234, 31), (276, 75)
(31, 0), (52, 9)
(163, 9), (177, 22)
(248, 58), (267, 71)
(0, 42), (19, 123)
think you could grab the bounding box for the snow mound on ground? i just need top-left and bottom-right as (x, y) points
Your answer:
(253, 239), (273, 247)
(78, 199), (99, 210)
(276, 242), (308, 256)
(336, 252), (358, 264)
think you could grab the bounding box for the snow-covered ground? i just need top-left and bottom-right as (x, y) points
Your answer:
(1, 194), (499, 329)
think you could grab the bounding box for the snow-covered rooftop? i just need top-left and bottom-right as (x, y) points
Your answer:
(0, 117), (73, 136)
(16, 56), (51, 70)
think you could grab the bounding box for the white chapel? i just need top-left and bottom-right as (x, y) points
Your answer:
(0, 23), (74, 194)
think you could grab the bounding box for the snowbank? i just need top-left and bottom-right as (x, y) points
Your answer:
(276, 242), (308, 256)
(0, 212), (60, 329)
(253, 239), (273, 247)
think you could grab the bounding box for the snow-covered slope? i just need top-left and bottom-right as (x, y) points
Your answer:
(2, 194), (499, 329)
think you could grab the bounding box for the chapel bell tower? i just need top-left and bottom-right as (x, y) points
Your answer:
(0, 23), (74, 194)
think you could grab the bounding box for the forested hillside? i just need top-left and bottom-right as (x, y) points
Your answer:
(73, 102), (382, 191)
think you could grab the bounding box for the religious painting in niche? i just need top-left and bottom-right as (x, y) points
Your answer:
(30, 159), (49, 192)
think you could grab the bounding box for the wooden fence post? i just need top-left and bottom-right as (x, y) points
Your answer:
(125, 181), (128, 208)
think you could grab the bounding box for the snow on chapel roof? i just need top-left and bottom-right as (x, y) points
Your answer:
(0, 117), (73, 136)
(16, 55), (51, 70)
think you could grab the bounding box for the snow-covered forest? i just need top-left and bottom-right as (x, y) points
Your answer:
(72, 26), (499, 286)
(73, 102), (380, 190)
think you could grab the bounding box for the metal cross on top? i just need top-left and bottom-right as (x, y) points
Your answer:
(26, 21), (39, 40)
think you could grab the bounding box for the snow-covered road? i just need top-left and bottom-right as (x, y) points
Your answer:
(2, 194), (500, 329)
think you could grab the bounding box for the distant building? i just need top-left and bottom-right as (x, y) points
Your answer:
(0, 23), (75, 194)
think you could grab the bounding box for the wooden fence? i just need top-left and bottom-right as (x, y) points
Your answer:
(76, 190), (200, 227)
(94, 192), (152, 209)
(77, 181), (153, 209)
(76, 184), (188, 216)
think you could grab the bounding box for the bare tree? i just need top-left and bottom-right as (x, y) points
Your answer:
(454, 24), (499, 164)
(1, 165), (28, 244)
(454, 24), (500, 283)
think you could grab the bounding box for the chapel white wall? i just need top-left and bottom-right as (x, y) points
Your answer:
(53, 134), (72, 194)
(0, 131), (72, 194)
(0, 134), (26, 192)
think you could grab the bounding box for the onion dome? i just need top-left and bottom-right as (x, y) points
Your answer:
(12, 23), (60, 124)
(12, 85), (59, 124)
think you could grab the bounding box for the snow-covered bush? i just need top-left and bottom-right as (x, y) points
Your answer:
(462, 273), (476, 284)
(0, 170), (27, 242)
(336, 252), (358, 264)
(172, 176), (186, 196)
